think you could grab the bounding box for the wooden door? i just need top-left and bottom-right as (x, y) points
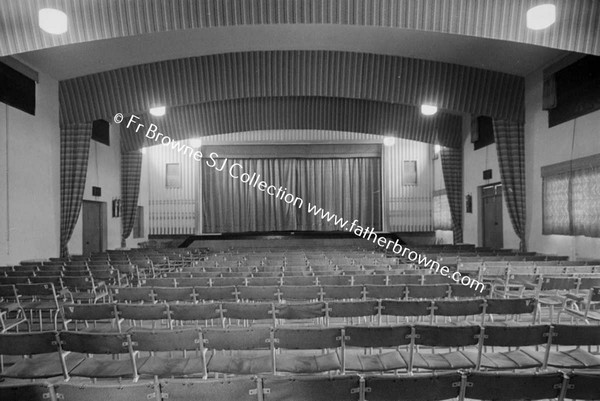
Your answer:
(82, 201), (104, 255)
(482, 184), (503, 249)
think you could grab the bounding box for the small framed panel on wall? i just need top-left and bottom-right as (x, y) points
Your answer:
(165, 163), (181, 189)
(403, 160), (417, 186)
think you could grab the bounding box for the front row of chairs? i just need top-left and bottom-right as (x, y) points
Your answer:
(1, 371), (600, 401)
(2, 324), (600, 381)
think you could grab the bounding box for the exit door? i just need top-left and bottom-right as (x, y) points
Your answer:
(82, 201), (106, 255)
(482, 184), (503, 249)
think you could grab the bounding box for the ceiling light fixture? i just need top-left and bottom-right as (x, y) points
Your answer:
(39, 8), (68, 34)
(149, 106), (166, 116)
(421, 104), (438, 116)
(383, 136), (396, 147)
(526, 4), (556, 30)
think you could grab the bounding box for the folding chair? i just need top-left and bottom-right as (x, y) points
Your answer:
(326, 301), (378, 326)
(281, 276), (316, 286)
(131, 328), (206, 378)
(221, 302), (275, 326)
(61, 275), (108, 303)
(272, 326), (342, 374)
(484, 297), (538, 324)
(408, 325), (481, 372)
(352, 275), (387, 286)
(52, 381), (160, 401)
(273, 302), (326, 325)
(536, 324), (600, 369)
(316, 275), (350, 285)
(342, 325), (411, 373)
(387, 275), (422, 285)
(379, 300), (433, 324)
(152, 286), (195, 303)
(261, 374), (361, 401)
(365, 372), (462, 401)
(159, 377), (259, 401)
(463, 371), (565, 401)
(0, 382), (56, 401)
(15, 282), (67, 330)
(195, 285), (237, 302)
(475, 324), (552, 370)
(203, 326), (273, 375)
(0, 331), (84, 379)
(0, 284), (29, 332)
(431, 299), (485, 324)
(565, 372), (600, 400)
(169, 302), (223, 328)
(406, 284), (450, 299)
(63, 303), (119, 332)
(58, 331), (138, 380)
(364, 284), (406, 300)
(558, 287), (600, 324)
(321, 285), (364, 301)
(117, 303), (171, 330)
(237, 285), (279, 302)
(278, 285), (321, 301)
(110, 286), (154, 303)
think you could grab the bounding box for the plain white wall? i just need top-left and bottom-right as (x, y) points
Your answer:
(0, 72), (61, 265)
(524, 68), (600, 260)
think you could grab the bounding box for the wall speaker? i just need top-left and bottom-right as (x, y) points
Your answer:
(92, 119), (110, 146)
(472, 116), (494, 150)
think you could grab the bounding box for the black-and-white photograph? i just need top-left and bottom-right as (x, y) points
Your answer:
(0, 1), (599, 400)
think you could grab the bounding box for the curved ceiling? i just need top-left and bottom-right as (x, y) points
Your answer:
(2, 0), (598, 57)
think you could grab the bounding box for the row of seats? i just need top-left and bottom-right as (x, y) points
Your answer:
(2, 323), (600, 381)
(116, 282), (487, 301)
(4, 371), (598, 401)
(63, 298), (538, 329)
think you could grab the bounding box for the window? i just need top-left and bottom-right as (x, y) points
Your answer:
(542, 154), (600, 238)
(433, 189), (452, 230)
(165, 163), (181, 188)
(133, 206), (144, 238)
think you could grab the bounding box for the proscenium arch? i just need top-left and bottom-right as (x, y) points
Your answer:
(119, 96), (464, 152)
(2, 0), (598, 56)
(60, 50), (524, 125)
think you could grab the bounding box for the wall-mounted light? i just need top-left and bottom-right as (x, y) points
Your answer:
(421, 104), (438, 116)
(39, 8), (68, 34)
(433, 143), (441, 159)
(383, 136), (396, 147)
(465, 194), (473, 214)
(526, 4), (556, 30)
(149, 106), (166, 116)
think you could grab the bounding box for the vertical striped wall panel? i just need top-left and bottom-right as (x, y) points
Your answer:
(2, 0), (598, 57)
(145, 144), (196, 235)
(384, 139), (434, 232)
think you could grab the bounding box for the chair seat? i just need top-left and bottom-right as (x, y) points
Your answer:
(137, 355), (207, 377)
(344, 350), (407, 372)
(276, 351), (341, 373)
(538, 295), (565, 306)
(68, 356), (136, 378)
(1, 352), (85, 379)
(479, 349), (543, 370)
(21, 301), (59, 310)
(524, 348), (600, 369)
(563, 308), (600, 322)
(70, 292), (108, 302)
(207, 351), (272, 374)
(0, 303), (22, 313)
(410, 351), (477, 370)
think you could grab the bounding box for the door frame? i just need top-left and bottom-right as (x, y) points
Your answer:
(82, 200), (107, 254)
(478, 182), (503, 249)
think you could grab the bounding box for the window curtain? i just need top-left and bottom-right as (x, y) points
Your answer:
(440, 147), (463, 244)
(542, 159), (600, 238)
(433, 189), (453, 231)
(296, 158), (381, 231)
(492, 119), (527, 251)
(121, 150), (143, 247)
(571, 165), (600, 237)
(202, 157), (381, 233)
(202, 158), (298, 232)
(60, 123), (93, 257)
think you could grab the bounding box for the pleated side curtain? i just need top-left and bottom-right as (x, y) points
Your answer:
(492, 119), (527, 251)
(121, 150), (144, 247)
(440, 147), (463, 244)
(202, 157), (382, 233)
(60, 123), (93, 257)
